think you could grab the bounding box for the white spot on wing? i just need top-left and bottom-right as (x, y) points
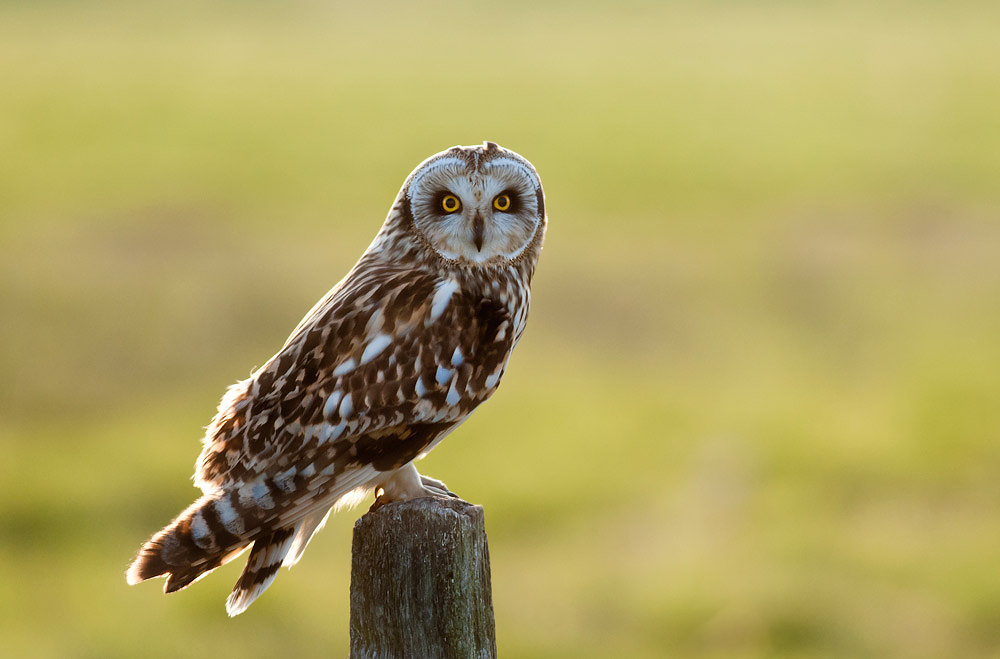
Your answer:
(415, 377), (428, 397)
(485, 371), (501, 390)
(324, 391), (343, 418)
(446, 381), (460, 406)
(333, 358), (356, 377)
(339, 393), (354, 418)
(451, 347), (464, 366)
(361, 333), (392, 365)
(318, 422), (346, 444)
(428, 278), (459, 324)
(436, 366), (453, 385)
(365, 307), (384, 334)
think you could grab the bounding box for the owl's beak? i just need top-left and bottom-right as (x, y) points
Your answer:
(471, 212), (485, 252)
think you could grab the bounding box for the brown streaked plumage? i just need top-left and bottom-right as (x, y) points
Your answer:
(126, 142), (546, 615)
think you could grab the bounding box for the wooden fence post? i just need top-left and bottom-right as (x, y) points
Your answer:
(349, 497), (497, 659)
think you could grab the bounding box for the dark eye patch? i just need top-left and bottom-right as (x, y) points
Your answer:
(431, 190), (461, 214)
(495, 189), (521, 213)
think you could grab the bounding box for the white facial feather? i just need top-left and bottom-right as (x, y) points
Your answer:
(406, 150), (543, 264)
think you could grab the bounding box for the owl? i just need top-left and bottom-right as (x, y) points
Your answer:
(126, 142), (546, 616)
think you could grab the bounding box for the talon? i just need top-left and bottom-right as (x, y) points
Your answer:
(419, 475), (459, 499)
(368, 488), (389, 512)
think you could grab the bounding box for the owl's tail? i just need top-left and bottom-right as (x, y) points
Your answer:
(127, 491), (333, 616)
(224, 507), (332, 616)
(126, 493), (252, 594)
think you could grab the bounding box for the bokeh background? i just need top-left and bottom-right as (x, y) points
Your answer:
(2, 2), (999, 657)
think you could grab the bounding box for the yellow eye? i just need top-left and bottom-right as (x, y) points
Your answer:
(493, 194), (512, 211)
(441, 194), (461, 213)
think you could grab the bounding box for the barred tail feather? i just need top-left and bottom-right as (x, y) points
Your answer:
(225, 526), (297, 617)
(128, 466), (382, 614)
(126, 493), (249, 593)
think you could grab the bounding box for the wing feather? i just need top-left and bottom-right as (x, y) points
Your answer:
(188, 258), (516, 539)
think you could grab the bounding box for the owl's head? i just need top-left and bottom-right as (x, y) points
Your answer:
(397, 142), (545, 266)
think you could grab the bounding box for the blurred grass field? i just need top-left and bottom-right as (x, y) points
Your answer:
(2, 1), (1000, 657)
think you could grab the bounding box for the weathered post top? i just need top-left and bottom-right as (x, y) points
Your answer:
(349, 497), (497, 659)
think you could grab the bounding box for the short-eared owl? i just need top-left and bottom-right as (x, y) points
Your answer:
(126, 142), (546, 615)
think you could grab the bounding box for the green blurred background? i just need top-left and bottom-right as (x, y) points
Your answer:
(2, 1), (999, 657)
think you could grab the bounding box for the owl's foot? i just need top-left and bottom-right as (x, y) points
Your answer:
(370, 463), (459, 512)
(419, 474), (459, 499)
